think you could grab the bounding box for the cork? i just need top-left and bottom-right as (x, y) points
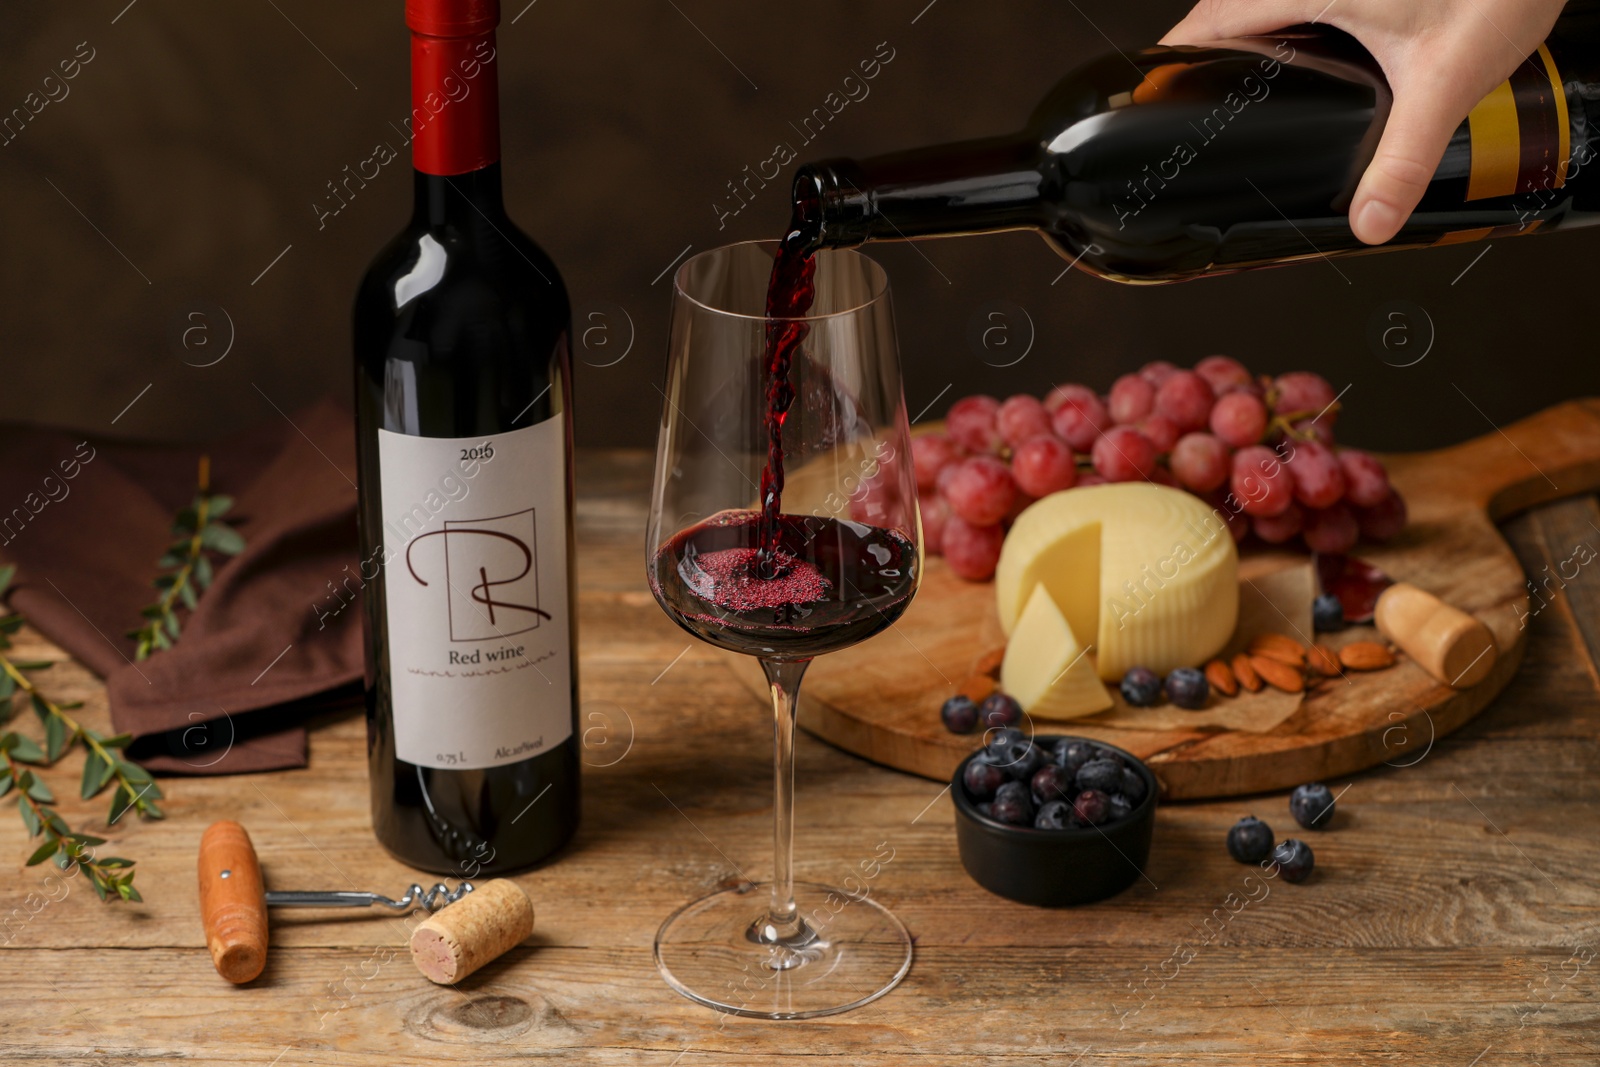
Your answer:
(409, 878), (535, 985)
(1375, 582), (1498, 688)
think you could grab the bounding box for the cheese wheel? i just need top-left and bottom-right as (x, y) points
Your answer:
(995, 483), (1238, 680)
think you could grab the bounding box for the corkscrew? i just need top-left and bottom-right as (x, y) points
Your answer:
(198, 820), (475, 983)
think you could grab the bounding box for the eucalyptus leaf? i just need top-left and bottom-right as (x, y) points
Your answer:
(80, 749), (111, 798)
(8, 735), (44, 763)
(98, 732), (133, 748)
(0, 564), (14, 594)
(29, 693), (48, 723)
(107, 785), (132, 824)
(173, 506), (199, 532)
(163, 613), (180, 640)
(98, 857), (134, 868)
(200, 523), (245, 555)
(122, 882), (143, 903)
(90, 877), (109, 902)
(25, 776), (54, 802)
(0, 772), (11, 796)
(10, 660), (53, 671)
(44, 811), (68, 835)
(18, 800), (41, 835)
(207, 495), (234, 518)
(44, 714), (68, 762)
(0, 672), (16, 700)
(26, 840), (57, 867)
(153, 574), (178, 590)
(140, 605), (165, 619)
(194, 554), (214, 587)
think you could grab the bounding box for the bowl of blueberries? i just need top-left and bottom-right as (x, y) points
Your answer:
(952, 730), (1158, 906)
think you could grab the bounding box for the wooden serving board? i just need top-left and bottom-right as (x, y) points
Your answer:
(723, 400), (1600, 799)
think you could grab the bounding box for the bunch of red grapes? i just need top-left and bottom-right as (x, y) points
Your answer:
(908, 357), (1408, 581)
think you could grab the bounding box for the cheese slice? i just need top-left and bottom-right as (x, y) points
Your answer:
(996, 483), (1237, 680)
(1002, 584), (1114, 719)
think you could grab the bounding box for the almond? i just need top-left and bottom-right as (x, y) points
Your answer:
(1306, 644), (1341, 676)
(1204, 658), (1239, 697)
(1250, 654), (1305, 693)
(958, 673), (997, 702)
(974, 647), (1006, 679)
(1231, 653), (1263, 692)
(1339, 641), (1396, 671)
(1248, 632), (1307, 667)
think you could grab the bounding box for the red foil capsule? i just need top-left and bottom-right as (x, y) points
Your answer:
(406, 0), (500, 176)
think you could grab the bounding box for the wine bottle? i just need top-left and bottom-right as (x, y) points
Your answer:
(792, 8), (1600, 282)
(353, 0), (578, 875)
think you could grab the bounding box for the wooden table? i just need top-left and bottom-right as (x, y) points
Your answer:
(3, 451), (1598, 1065)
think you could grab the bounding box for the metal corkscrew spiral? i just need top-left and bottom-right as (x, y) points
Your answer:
(263, 882), (475, 914)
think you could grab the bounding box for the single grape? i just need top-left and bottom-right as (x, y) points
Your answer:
(1011, 434), (1078, 498)
(1154, 370), (1216, 432)
(942, 515), (1005, 581)
(1231, 445), (1296, 517)
(1137, 414), (1180, 453)
(1272, 371), (1338, 423)
(1338, 448), (1391, 507)
(943, 455), (1016, 526)
(946, 395), (1003, 454)
(996, 394), (1054, 448)
(1109, 373), (1155, 424)
(1355, 490), (1407, 542)
(1251, 502), (1304, 544)
(1092, 426), (1158, 482)
(1194, 355), (1254, 394)
(1170, 432), (1230, 492)
(1210, 391), (1269, 448)
(1050, 391), (1112, 451)
(1302, 502), (1360, 554)
(1139, 360), (1181, 386)
(920, 494), (950, 555)
(911, 433), (965, 493)
(1044, 382), (1096, 414)
(1286, 439), (1346, 509)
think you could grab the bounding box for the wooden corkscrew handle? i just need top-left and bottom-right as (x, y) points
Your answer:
(198, 820), (268, 984)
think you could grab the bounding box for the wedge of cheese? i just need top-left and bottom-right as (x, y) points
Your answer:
(1002, 584), (1114, 719)
(996, 483), (1237, 680)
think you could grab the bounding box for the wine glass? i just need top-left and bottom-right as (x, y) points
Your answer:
(645, 240), (921, 1019)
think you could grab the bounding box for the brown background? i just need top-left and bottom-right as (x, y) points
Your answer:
(0, 0), (1593, 452)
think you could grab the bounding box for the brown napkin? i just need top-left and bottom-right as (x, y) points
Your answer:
(0, 400), (364, 774)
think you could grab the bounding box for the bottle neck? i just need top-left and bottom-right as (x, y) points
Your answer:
(796, 136), (1044, 249)
(409, 25), (502, 221)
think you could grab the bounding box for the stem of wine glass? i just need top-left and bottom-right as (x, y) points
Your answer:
(759, 656), (811, 941)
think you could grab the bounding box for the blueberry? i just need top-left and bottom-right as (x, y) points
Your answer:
(976, 802), (992, 817)
(1290, 782), (1336, 830)
(1119, 766), (1147, 805)
(990, 783), (1035, 826)
(1091, 746), (1127, 771)
(1034, 799), (1073, 830)
(982, 727), (1027, 759)
(941, 694), (979, 734)
(1107, 793), (1134, 822)
(1312, 593), (1345, 633)
(962, 758), (1007, 801)
(1272, 838), (1315, 883)
(1032, 763), (1074, 805)
(1072, 789), (1110, 826)
(1165, 667), (1210, 710)
(979, 692), (1022, 728)
(1226, 815), (1274, 863)
(993, 739), (1044, 782)
(1120, 666), (1162, 707)
(1053, 739), (1098, 778)
(1075, 757), (1123, 795)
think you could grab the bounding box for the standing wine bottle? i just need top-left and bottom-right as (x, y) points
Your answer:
(793, 6), (1600, 282)
(353, 0), (578, 875)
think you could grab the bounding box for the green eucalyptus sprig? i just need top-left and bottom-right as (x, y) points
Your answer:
(0, 565), (159, 902)
(128, 455), (244, 660)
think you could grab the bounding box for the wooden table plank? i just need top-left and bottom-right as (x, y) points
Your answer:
(1, 451), (1598, 1064)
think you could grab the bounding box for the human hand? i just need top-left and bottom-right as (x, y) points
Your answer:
(1161, 0), (1570, 243)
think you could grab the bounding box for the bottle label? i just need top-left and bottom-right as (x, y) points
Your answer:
(377, 418), (572, 769)
(1466, 43), (1570, 201)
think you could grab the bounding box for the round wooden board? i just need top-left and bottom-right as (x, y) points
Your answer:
(720, 400), (1600, 799)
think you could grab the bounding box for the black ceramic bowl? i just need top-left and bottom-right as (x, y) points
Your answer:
(952, 734), (1158, 906)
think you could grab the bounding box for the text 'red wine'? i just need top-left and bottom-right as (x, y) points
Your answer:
(352, 0), (578, 876)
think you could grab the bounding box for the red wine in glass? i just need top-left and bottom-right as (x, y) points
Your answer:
(650, 511), (917, 659)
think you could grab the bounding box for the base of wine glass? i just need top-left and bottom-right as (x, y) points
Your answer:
(653, 880), (912, 1019)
